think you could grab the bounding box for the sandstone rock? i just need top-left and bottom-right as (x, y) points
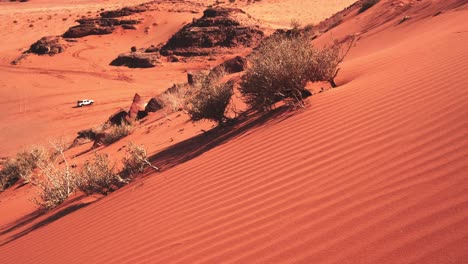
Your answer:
(63, 18), (140, 38)
(212, 56), (247, 74)
(100, 5), (148, 18)
(110, 52), (160, 68)
(145, 98), (163, 112)
(28, 36), (66, 55)
(160, 7), (264, 57)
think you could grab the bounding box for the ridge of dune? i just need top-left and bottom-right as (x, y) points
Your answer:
(1, 0), (468, 263)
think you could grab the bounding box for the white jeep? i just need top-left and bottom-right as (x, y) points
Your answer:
(77, 99), (94, 107)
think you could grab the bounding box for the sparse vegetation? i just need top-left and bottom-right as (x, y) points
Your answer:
(76, 153), (122, 195)
(101, 123), (134, 146)
(358, 0), (380, 14)
(240, 34), (353, 111)
(0, 146), (48, 191)
(32, 140), (76, 209)
(120, 143), (158, 181)
(240, 34), (317, 111)
(158, 83), (189, 112)
(186, 70), (234, 124)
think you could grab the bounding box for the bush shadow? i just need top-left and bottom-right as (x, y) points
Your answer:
(149, 106), (296, 172)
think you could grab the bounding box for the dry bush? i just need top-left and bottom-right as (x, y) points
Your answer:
(33, 163), (77, 209)
(359, 0), (380, 13)
(186, 70), (234, 124)
(240, 34), (353, 111)
(0, 146), (48, 191)
(33, 140), (76, 209)
(158, 83), (189, 112)
(120, 143), (158, 181)
(76, 153), (122, 195)
(240, 34), (318, 111)
(101, 123), (134, 146)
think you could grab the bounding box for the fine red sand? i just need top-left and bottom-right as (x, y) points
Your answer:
(1, 0), (467, 263)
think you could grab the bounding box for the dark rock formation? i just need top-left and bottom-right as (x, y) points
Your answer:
(28, 36), (66, 55)
(145, 98), (163, 112)
(100, 5), (148, 18)
(160, 8), (264, 57)
(109, 110), (128, 126)
(212, 56), (247, 74)
(63, 18), (140, 38)
(110, 52), (160, 68)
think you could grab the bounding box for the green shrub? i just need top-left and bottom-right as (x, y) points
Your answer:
(359, 0), (380, 13)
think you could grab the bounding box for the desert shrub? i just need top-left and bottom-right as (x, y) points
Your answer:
(0, 146), (48, 190)
(158, 84), (189, 112)
(33, 163), (77, 209)
(32, 139), (76, 209)
(120, 143), (158, 181)
(240, 34), (318, 111)
(359, 0), (380, 13)
(240, 34), (353, 110)
(101, 123), (134, 145)
(77, 153), (122, 195)
(186, 70), (234, 124)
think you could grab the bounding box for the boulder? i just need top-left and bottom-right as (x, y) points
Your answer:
(145, 98), (163, 112)
(126, 93), (145, 123)
(110, 52), (160, 68)
(212, 56), (247, 74)
(109, 110), (128, 125)
(28, 36), (66, 55)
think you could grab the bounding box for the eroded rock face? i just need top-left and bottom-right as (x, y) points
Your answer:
(110, 52), (160, 68)
(63, 18), (140, 38)
(29, 36), (66, 55)
(145, 98), (163, 112)
(160, 8), (264, 56)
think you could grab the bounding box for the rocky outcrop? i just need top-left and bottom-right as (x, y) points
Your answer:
(126, 93), (145, 123)
(110, 51), (160, 68)
(160, 7), (264, 56)
(28, 36), (66, 55)
(100, 5), (148, 18)
(63, 18), (140, 38)
(145, 98), (163, 112)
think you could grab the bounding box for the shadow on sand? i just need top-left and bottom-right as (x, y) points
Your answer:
(149, 106), (297, 172)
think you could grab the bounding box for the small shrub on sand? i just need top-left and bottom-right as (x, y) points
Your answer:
(101, 123), (134, 146)
(0, 146), (48, 190)
(158, 84), (189, 112)
(33, 140), (76, 209)
(359, 0), (380, 13)
(186, 70), (234, 124)
(240, 34), (353, 111)
(77, 153), (122, 195)
(120, 143), (158, 181)
(240, 34), (317, 111)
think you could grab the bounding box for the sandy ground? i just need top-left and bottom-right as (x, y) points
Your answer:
(0, 0), (467, 263)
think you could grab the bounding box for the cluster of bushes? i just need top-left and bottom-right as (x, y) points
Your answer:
(164, 32), (351, 124)
(0, 141), (154, 209)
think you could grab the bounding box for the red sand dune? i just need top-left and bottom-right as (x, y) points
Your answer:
(0, 0), (467, 263)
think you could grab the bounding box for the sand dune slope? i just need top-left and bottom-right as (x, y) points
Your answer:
(0, 1), (467, 263)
